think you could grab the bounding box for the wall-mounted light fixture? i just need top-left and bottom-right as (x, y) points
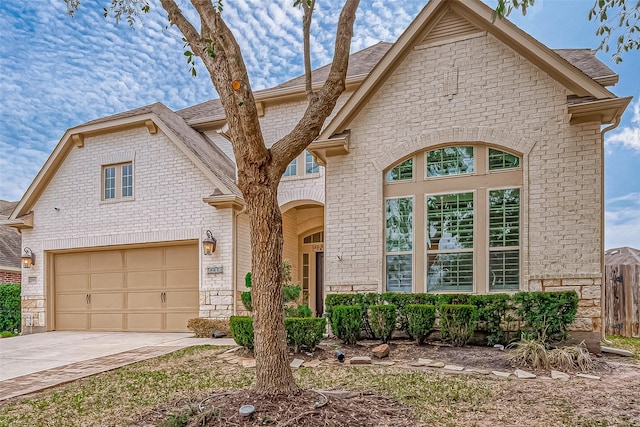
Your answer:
(203, 230), (217, 255)
(22, 247), (35, 268)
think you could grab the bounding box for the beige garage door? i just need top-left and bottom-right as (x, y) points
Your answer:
(54, 243), (198, 332)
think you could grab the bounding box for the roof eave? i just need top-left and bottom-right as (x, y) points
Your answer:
(203, 194), (245, 210)
(568, 96), (632, 124)
(307, 132), (350, 166)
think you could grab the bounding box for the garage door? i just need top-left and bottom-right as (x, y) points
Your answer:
(54, 243), (199, 332)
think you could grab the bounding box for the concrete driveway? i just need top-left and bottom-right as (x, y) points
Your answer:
(0, 331), (235, 382)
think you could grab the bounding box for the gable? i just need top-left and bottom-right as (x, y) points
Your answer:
(419, 9), (482, 46)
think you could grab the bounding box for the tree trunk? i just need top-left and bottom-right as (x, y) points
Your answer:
(246, 183), (299, 394)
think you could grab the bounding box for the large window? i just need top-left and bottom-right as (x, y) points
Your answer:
(102, 162), (133, 201)
(383, 145), (522, 293)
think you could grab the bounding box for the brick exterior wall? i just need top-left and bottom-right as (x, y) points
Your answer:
(21, 126), (235, 331)
(0, 270), (21, 284)
(324, 33), (603, 334)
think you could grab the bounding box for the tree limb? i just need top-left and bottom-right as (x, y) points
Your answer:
(269, 0), (360, 178)
(301, 0), (316, 98)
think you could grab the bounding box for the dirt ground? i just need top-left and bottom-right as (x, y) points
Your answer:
(135, 340), (640, 427)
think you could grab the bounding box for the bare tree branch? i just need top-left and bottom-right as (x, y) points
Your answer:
(301, 0), (316, 98)
(269, 0), (360, 178)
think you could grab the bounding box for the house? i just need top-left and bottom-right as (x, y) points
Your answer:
(5, 0), (631, 347)
(0, 200), (21, 284)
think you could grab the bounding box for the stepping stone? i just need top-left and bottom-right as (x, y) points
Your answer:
(372, 344), (390, 358)
(551, 370), (570, 381)
(374, 361), (396, 367)
(492, 371), (511, 379)
(303, 360), (321, 368)
(443, 364), (465, 371)
(242, 359), (256, 368)
(349, 356), (372, 365)
(290, 359), (304, 368)
(515, 369), (536, 379)
(426, 361), (445, 368)
(418, 358), (433, 365)
(576, 373), (601, 380)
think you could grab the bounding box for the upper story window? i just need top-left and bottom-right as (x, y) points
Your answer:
(283, 150), (321, 179)
(103, 162), (134, 201)
(383, 145), (522, 294)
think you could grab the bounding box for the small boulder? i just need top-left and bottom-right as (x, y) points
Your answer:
(443, 364), (465, 371)
(372, 344), (390, 358)
(551, 370), (570, 381)
(426, 361), (445, 368)
(349, 356), (372, 365)
(492, 370), (511, 379)
(514, 369), (536, 379)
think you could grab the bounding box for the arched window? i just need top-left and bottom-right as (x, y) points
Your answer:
(383, 144), (522, 293)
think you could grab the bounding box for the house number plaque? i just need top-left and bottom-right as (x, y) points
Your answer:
(312, 244), (324, 251)
(207, 266), (224, 274)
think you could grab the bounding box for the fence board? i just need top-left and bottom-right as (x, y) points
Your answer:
(605, 264), (640, 337)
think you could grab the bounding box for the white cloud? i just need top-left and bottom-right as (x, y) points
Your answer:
(605, 192), (640, 250)
(606, 99), (640, 152)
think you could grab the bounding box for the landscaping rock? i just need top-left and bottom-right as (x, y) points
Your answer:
(515, 369), (536, 379)
(443, 364), (465, 371)
(551, 370), (570, 381)
(374, 361), (396, 367)
(290, 359), (304, 368)
(426, 361), (445, 368)
(418, 358), (433, 365)
(576, 373), (601, 380)
(492, 371), (511, 379)
(303, 360), (322, 368)
(372, 344), (390, 358)
(242, 359), (256, 368)
(349, 356), (372, 365)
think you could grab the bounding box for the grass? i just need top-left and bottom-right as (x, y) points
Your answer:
(607, 336), (640, 359)
(0, 345), (637, 427)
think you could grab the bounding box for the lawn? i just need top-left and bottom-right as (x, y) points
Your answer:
(0, 344), (638, 427)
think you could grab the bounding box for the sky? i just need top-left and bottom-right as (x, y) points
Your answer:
(0, 0), (638, 250)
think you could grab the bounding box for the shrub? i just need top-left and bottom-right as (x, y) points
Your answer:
(369, 304), (397, 343)
(472, 294), (513, 345)
(245, 272), (252, 288)
(283, 285), (301, 303)
(331, 305), (362, 344)
(240, 291), (252, 312)
(440, 304), (477, 346)
(507, 336), (550, 370)
(284, 317), (326, 352)
(405, 304), (436, 344)
(186, 318), (230, 338)
(229, 316), (254, 350)
(512, 291), (578, 343)
(0, 284), (21, 333)
(285, 304), (312, 318)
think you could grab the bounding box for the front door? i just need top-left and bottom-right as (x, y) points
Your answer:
(315, 252), (324, 316)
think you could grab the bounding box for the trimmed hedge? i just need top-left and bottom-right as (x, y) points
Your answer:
(406, 304), (436, 344)
(229, 316), (254, 350)
(331, 305), (362, 344)
(285, 317), (326, 352)
(186, 318), (230, 338)
(0, 284), (21, 333)
(369, 304), (397, 343)
(440, 304), (477, 346)
(325, 290), (578, 345)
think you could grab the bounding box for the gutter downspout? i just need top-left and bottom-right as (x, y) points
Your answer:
(600, 116), (621, 346)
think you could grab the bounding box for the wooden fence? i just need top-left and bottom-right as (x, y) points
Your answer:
(605, 264), (640, 337)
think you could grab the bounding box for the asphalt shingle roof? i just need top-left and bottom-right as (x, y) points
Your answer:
(0, 201), (21, 269)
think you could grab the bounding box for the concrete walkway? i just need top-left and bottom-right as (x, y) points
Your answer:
(0, 331), (236, 401)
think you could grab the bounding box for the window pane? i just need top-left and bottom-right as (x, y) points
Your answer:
(489, 250), (519, 290)
(284, 159), (297, 177)
(489, 148), (520, 170)
(104, 167), (116, 199)
(386, 254), (412, 292)
(426, 192), (474, 250)
(305, 151), (319, 174)
(489, 188), (520, 247)
(426, 146), (474, 177)
(427, 252), (473, 291)
(386, 197), (413, 252)
(121, 164), (133, 197)
(385, 158), (413, 182)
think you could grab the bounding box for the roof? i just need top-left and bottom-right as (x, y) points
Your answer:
(0, 201), (21, 270)
(554, 49), (618, 85)
(605, 247), (640, 266)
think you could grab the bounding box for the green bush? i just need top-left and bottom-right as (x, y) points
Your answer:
(512, 291), (578, 343)
(472, 294), (513, 345)
(406, 304), (436, 344)
(240, 291), (252, 312)
(331, 305), (362, 344)
(245, 272), (252, 288)
(284, 317), (326, 352)
(0, 284), (21, 333)
(440, 304), (477, 346)
(229, 316), (254, 350)
(283, 285), (301, 303)
(285, 304), (312, 318)
(369, 304), (397, 343)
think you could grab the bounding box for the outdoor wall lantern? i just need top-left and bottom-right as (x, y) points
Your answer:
(203, 230), (217, 255)
(22, 247), (35, 269)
